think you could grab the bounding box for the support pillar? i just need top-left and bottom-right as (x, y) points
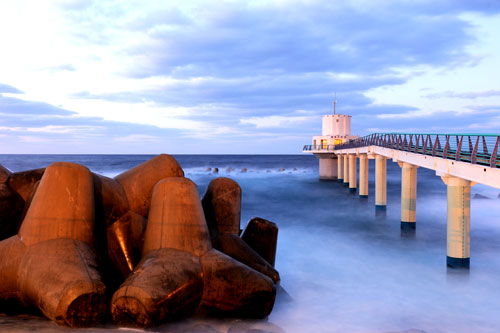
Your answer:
(375, 155), (387, 211)
(359, 154), (368, 198)
(337, 155), (344, 183)
(442, 176), (472, 269)
(348, 154), (357, 193)
(318, 157), (338, 180)
(399, 162), (418, 231)
(343, 154), (349, 187)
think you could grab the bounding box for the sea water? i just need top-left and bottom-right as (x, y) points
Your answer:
(1, 154), (500, 333)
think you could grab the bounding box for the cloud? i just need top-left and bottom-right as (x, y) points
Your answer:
(1, 1), (499, 153)
(240, 116), (313, 129)
(0, 83), (23, 94)
(425, 90), (500, 99)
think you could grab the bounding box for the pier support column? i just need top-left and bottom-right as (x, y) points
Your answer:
(343, 154), (349, 187)
(375, 155), (387, 211)
(359, 154), (368, 198)
(399, 162), (418, 231)
(337, 155), (344, 183)
(442, 176), (472, 269)
(318, 157), (338, 180)
(348, 154), (357, 193)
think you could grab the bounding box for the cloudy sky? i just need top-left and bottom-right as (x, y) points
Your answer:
(1, 0), (500, 154)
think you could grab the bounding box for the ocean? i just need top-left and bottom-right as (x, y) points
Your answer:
(1, 154), (500, 333)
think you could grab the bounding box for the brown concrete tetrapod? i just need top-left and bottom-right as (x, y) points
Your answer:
(199, 249), (276, 318)
(112, 177), (276, 326)
(6, 168), (45, 202)
(3, 162), (107, 327)
(0, 182), (24, 241)
(112, 177), (209, 327)
(202, 177), (280, 283)
(241, 217), (279, 267)
(114, 154), (184, 218)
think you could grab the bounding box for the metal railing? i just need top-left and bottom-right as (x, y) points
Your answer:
(332, 133), (500, 168)
(303, 144), (337, 152)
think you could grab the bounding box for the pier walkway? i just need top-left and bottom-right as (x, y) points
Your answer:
(303, 133), (500, 269)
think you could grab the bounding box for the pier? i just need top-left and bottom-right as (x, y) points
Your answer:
(304, 114), (500, 269)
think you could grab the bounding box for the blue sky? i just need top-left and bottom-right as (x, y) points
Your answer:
(1, 0), (500, 154)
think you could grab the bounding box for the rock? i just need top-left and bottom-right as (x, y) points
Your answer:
(115, 154), (184, 218)
(213, 168), (219, 173)
(0, 183), (24, 240)
(241, 168), (247, 173)
(216, 233), (280, 284)
(206, 167), (212, 171)
(18, 239), (107, 327)
(278, 168), (285, 172)
(226, 167), (234, 172)
(199, 249), (276, 318)
(111, 248), (203, 327)
(473, 193), (491, 199)
(106, 210), (147, 278)
(142, 177), (211, 257)
(18, 162), (95, 247)
(0, 164), (11, 183)
(202, 177), (242, 238)
(241, 218), (278, 267)
(6, 168), (45, 202)
(293, 168), (298, 171)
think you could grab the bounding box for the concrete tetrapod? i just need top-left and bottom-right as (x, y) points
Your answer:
(112, 177), (210, 327)
(0, 162), (107, 327)
(6, 168), (45, 202)
(111, 248), (204, 327)
(199, 249), (276, 318)
(0, 235), (28, 311)
(202, 178), (280, 283)
(106, 210), (147, 278)
(241, 217), (279, 267)
(112, 177), (276, 326)
(0, 182), (24, 240)
(114, 154), (184, 218)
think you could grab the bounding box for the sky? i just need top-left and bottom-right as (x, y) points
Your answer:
(1, 0), (500, 154)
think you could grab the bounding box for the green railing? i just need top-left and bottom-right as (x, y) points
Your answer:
(331, 133), (500, 168)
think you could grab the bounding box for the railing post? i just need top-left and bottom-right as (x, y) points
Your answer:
(472, 136), (480, 164)
(443, 135), (450, 159)
(456, 136), (463, 161)
(490, 136), (500, 168)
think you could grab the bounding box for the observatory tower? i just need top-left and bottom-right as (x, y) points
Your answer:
(303, 99), (358, 180)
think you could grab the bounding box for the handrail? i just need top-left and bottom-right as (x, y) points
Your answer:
(303, 144), (337, 151)
(328, 133), (500, 168)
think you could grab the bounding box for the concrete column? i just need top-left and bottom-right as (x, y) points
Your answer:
(319, 157), (338, 180)
(343, 154), (349, 187)
(359, 154), (368, 198)
(348, 154), (357, 193)
(337, 155), (344, 183)
(399, 162), (418, 231)
(375, 155), (387, 211)
(442, 176), (471, 269)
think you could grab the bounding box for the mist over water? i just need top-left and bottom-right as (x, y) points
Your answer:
(1, 154), (500, 332)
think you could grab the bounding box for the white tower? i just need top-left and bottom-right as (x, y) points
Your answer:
(306, 97), (358, 180)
